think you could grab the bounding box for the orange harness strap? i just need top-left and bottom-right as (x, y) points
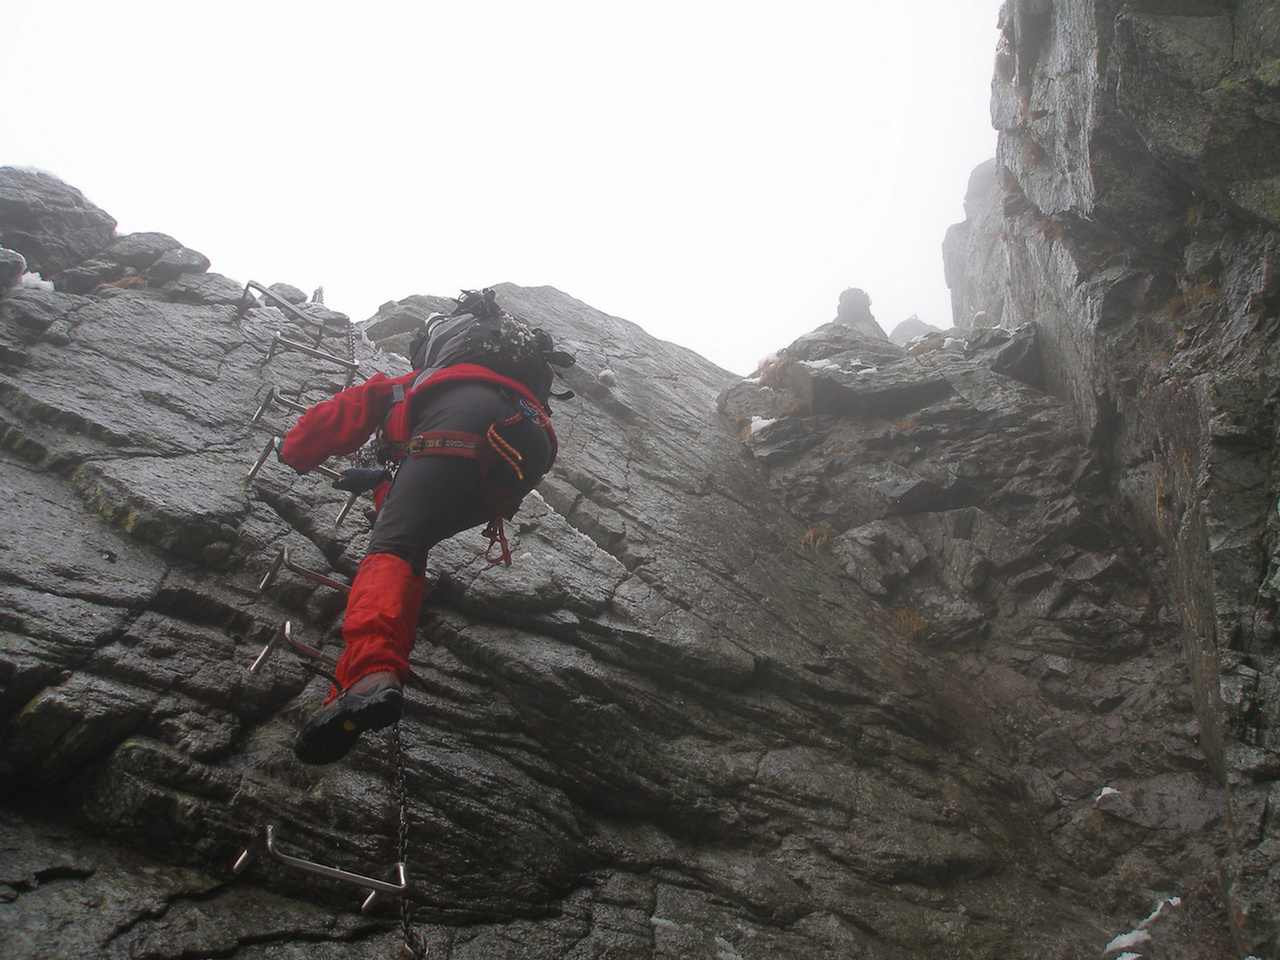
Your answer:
(485, 414), (526, 481)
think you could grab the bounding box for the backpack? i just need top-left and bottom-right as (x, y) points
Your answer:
(409, 289), (574, 404)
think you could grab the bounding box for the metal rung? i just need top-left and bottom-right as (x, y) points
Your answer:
(258, 547), (351, 595)
(250, 620), (429, 694)
(244, 433), (336, 481)
(266, 332), (359, 388)
(233, 824), (406, 912)
(247, 436), (281, 481)
(300, 464), (363, 526)
(249, 620), (339, 674)
(250, 385), (309, 425)
(334, 490), (363, 526)
(311, 466), (365, 525)
(238, 280), (350, 342)
(266, 330), (359, 371)
(245, 442), (359, 525)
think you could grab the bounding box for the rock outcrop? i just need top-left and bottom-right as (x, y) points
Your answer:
(944, 1), (1280, 954)
(0, 168), (116, 278)
(833, 287), (890, 340)
(887, 314), (940, 346)
(943, 158), (1007, 329)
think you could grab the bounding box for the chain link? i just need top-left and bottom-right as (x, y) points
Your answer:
(393, 721), (428, 959)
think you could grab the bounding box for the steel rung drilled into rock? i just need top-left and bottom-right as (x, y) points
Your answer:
(233, 824), (406, 913)
(258, 548), (352, 596)
(245, 440), (356, 523)
(250, 385), (309, 425)
(249, 620), (339, 675)
(246, 436), (281, 481)
(265, 332), (359, 388)
(333, 489), (362, 527)
(238, 280), (349, 344)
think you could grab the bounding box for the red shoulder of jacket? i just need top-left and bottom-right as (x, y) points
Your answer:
(279, 370), (416, 473)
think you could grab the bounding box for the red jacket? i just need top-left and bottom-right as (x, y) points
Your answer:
(280, 362), (558, 475)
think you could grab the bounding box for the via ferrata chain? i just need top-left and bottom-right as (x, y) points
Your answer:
(393, 721), (428, 959)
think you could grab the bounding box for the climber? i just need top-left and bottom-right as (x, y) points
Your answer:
(277, 289), (574, 764)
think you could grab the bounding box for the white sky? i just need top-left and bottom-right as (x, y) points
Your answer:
(3, 0), (1001, 375)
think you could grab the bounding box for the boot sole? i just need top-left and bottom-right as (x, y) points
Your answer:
(293, 683), (403, 765)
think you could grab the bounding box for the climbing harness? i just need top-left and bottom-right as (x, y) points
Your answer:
(373, 377), (556, 569)
(398, 409), (545, 568)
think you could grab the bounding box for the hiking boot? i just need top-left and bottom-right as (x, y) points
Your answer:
(293, 671), (403, 765)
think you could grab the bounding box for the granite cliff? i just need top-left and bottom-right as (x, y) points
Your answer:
(1, 3), (1278, 957)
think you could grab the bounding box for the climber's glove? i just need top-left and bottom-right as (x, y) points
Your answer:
(332, 467), (392, 494)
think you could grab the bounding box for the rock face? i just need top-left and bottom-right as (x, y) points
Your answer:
(9, 2), (1280, 939)
(721, 323), (1233, 953)
(944, 2), (1280, 955)
(0, 163), (1247, 960)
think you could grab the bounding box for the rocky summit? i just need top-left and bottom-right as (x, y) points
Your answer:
(3, 4), (1280, 958)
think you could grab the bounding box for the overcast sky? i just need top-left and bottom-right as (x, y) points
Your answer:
(4, 1), (1002, 375)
